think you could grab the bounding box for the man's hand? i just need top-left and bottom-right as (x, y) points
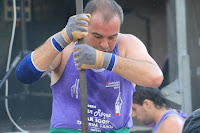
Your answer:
(73, 44), (116, 71)
(62, 14), (91, 43)
(52, 14), (91, 52)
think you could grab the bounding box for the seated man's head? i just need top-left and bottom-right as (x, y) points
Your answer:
(132, 87), (169, 125)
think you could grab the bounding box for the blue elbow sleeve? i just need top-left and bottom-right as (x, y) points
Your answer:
(15, 52), (45, 84)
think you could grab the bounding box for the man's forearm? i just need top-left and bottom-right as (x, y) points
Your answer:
(32, 37), (60, 70)
(113, 56), (163, 88)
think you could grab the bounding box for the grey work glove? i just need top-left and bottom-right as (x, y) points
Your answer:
(54, 14), (91, 49)
(73, 44), (117, 71)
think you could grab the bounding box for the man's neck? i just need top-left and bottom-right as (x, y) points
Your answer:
(153, 108), (171, 124)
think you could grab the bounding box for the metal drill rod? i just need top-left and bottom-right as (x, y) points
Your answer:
(75, 0), (89, 133)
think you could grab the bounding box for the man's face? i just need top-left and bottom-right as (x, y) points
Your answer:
(132, 103), (154, 125)
(85, 12), (121, 53)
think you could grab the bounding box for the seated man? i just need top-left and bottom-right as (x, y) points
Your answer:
(132, 87), (187, 133)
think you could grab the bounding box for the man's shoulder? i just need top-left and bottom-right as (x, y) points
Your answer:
(158, 115), (184, 133)
(164, 114), (185, 124)
(168, 115), (184, 124)
(156, 116), (184, 133)
(118, 33), (143, 46)
(118, 33), (135, 41)
(117, 33), (146, 55)
(117, 33), (136, 56)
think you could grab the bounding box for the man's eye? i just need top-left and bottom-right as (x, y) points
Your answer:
(109, 36), (117, 40)
(95, 36), (102, 38)
(93, 34), (102, 38)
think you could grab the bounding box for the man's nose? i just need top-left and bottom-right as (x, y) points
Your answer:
(100, 40), (109, 49)
(132, 111), (136, 118)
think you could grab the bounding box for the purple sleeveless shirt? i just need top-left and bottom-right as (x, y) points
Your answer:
(152, 110), (187, 133)
(50, 43), (135, 132)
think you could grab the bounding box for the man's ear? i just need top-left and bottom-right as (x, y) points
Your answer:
(143, 99), (152, 110)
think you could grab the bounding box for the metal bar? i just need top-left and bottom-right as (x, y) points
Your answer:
(79, 69), (88, 133)
(76, 0), (84, 15)
(20, 0), (29, 96)
(75, 0), (88, 133)
(20, 0), (28, 54)
(0, 54), (22, 90)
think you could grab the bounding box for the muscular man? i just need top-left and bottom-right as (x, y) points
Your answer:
(132, 87), (187, 133)
(15, 0), (163, 132)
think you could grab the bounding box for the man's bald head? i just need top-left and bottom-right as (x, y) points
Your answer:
(84, 0), (124, 25)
